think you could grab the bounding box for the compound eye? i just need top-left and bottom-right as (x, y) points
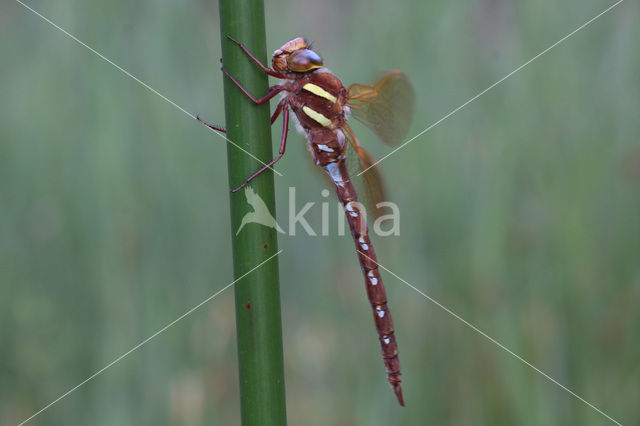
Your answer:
(287, 49), (323, 72)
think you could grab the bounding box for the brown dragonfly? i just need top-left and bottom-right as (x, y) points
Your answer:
(198, 36), (415, 406)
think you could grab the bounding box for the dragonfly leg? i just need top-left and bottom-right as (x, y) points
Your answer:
(231, 101), (289, 193)
(226, 35), (288, 79)
(270, 98), (285, 124)
(221, 66), (284, 104)
(196, 114), (226, 133)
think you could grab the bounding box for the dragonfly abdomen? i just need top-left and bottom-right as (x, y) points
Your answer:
(323, 160), (404, 406)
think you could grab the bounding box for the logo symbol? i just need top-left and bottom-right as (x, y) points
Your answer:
(236, 186), (285, 236)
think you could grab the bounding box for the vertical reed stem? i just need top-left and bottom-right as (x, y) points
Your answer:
(218, 1), (287, 424)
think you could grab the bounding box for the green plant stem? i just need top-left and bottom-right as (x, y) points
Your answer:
(218, 1), (287, 425)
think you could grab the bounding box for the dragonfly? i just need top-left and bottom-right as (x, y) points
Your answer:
(198, 36), (415, 406)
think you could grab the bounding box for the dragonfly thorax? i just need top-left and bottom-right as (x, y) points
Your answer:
(282, 69), (349, 167)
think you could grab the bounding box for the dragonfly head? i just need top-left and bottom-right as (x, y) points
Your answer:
(272, 37), (323, 73)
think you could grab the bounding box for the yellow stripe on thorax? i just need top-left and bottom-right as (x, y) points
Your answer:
(303, 83), (337, 103)
(302, 106), (331, 127)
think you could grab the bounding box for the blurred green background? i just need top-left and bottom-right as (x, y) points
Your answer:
(1, 0), (639, 424)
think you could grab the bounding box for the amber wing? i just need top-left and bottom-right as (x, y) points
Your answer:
(340, 125), (389, 219)
(347, 71), (415, 146)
